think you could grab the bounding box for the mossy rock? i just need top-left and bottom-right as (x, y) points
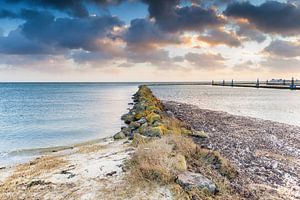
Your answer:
(121, 113), (134, 124)
(121, 127), (131, 136)
(134, 112), (144, 120)
(181, 128), (193, 135)
(134, 103), (146, 112)
(146, 113), (161, 124)
(113, 131), (126, 140)
(137, 117), (147, 124)
(129, 121), (141, 130)
(153, 121), (163, 127)
(138, 122), (148, 133)
(143, 126), (164, 137)
(146, 105), (160, 112)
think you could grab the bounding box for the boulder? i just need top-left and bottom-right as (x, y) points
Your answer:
(129, 121), (141, 130)
(146, 113), (161, 124)
(113, 131), (126, 140)
(121, 127), (131, 136)
(143, 126), (164, 137)
(134, 112), (144, 120)
(121, 113), (134, 124)
(137, 117), (147, 124)
(176, 172), (217, 194)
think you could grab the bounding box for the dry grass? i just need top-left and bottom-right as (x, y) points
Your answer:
(125, 134), (240, 200)
(0, 155), (66, 199)
(76, 143), (106, 154)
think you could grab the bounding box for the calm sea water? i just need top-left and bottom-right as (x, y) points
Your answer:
(150, 85), (300, 127)
(0, 83), (138, 166)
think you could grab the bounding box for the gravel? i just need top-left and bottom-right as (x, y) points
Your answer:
(164, 101), (300, 200)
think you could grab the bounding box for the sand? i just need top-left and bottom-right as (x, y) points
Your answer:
(0, 137), (172, 200)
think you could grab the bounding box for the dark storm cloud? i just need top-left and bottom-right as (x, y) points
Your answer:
(142, 0), (224, 33)
(0, 29), (61, 54)
(5, 0), (124, 17)
(0, 9), (18, 18)
(0, 9), (124, 55)
(224, 1), (300, 35)
(124, 18), (180, 50)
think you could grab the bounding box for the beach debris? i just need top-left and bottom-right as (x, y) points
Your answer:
(27, 180), (51, 188)
(106, 171), (117, 177)
(176, 172), (218, 194)
(192, 130), (208, 139)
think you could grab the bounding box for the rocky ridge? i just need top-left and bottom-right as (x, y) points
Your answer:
(114, 85), (242, 199)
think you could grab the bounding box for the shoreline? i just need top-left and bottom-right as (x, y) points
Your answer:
(0, 136), (121, 170)
(1, 85), (299, 199)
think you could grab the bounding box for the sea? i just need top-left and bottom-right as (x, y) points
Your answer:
(0, 83), (138, 166)
(1, 83), (300, 166)
(150, 84), (300, 127)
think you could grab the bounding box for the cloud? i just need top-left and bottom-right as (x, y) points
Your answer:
(0, 9), (18, 18)
(233, 60), (260, 71)
(224, 1), (300, 36)
(261, 56), (300, 72)
(198, 28), (241, 47)
(142, 0), (224, 33)
(5, 0), (124, 17)
(124, 18), (180, 51)
(185, 52), (227, 69)
(0, 9), (124, 55)
(264, 40), (300, 58)
(235, 20), (266, 43)
(0, 29), (62, 55)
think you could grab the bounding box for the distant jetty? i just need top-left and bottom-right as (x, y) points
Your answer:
(212, 78), (299, 90)
(148, 78), (300, 90)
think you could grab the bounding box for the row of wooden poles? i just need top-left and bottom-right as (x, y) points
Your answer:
(212, 77), (298, 90)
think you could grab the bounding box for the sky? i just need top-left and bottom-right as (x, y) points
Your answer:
(0, 0), (299, 82)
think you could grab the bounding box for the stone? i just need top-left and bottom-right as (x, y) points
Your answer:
(121, 127), (131, 136)
(166, 110), (174, 117)
(176, 172), (217, 194)
(134, 112), (144, 120)
(137, 117), (147, 124)
(143, 126), (163, 137)
(146, 113), (161, 124)
(121, 113), (134, 124)
(153, 121), (163, 127)
(113, 131), (126, 140)
(129, 121), (141, 130)
(180, 128), (193, 135)
(192, 130), (208, 138)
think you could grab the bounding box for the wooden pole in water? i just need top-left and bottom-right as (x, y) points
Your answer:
(291, 77), (295, 90)
(256, 78), (259, 88)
